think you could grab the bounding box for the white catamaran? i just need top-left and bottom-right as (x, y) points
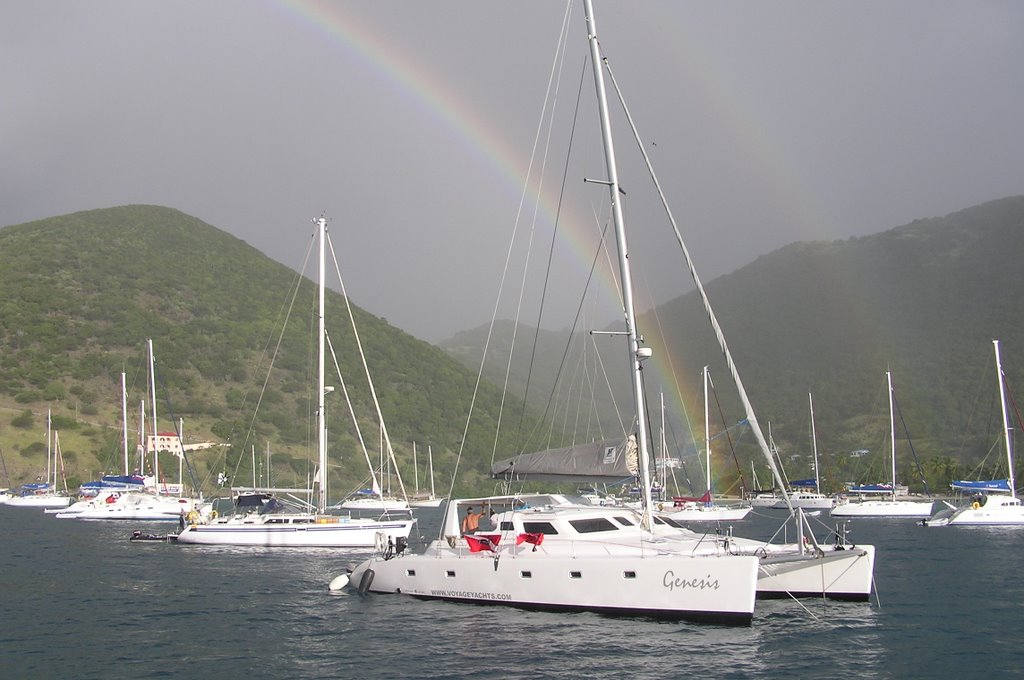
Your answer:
(924, 340), (1024, 526)
(333, 1), (760, 623)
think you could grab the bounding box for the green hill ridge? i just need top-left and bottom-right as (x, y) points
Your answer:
(0, 205), (529, 497)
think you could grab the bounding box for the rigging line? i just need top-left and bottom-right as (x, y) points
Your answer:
(457, 0), (574, 493)
(326, 231), (409, 502)
(224, 234), (315, 489)
(602, 56), (795, 515)
(709, 370), (748, 493)
(952, 353), (994, 465)
(635, 270), (701, 474)
(516, 213), (615, 456)
(151, 360), (201, 494)
(322, 328), (379, 499)
(891, 392), (931, 496)
(517, 52), (589, 450)
(590, 333), (626, 435)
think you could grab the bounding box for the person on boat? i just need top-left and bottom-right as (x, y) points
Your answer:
(461, 506), (484, 534)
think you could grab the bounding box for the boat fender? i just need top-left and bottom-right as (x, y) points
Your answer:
(374, 531), (387, 555)
(357, 568), (375, 594)
(210, 510), (218, 519)
(328, 573), (350, 591)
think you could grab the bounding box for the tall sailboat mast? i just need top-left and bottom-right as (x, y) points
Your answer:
(809, 393), (820, 493)
(121, 372), (129, 475)
(703, 366), (711, 496)
(316, 215), (328, 514)
(887, 370), (897, 502)
(148, 339), (159, 485)
(994, 339), (1015, 496)
(584, 0), (654, 528)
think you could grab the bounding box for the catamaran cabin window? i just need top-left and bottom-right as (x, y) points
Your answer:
(568, 517), (619, 534)
(613, 516), (636, 526)
(522, 521), (558, 535)
(498, 521), (514, 531)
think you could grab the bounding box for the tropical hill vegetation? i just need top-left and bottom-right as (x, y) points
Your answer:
(0, 205), (537, 497)
(440, 196), (1024, 496)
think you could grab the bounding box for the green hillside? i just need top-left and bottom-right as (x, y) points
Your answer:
(0, 205), (530, 497)
(441, 197), (1024, 495)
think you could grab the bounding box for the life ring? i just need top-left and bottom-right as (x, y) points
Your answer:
(971, 501), (981, 510)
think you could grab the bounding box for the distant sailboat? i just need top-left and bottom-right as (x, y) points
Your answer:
(409, 443), (444, 508)
(664, 366), (751, 521)
(3, 410), (73, 509)
(771, 394), (834, 510)
(831, 370), (935, 518)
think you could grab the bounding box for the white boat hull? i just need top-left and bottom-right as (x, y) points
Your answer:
(336, 498), (411, 512)
(409, 497), (445, 508)
(4, 494), (73, 509)
(830, 499), (934, 518)
(666, 505), (752, 522)
(753, 544), (875, 600)
(177, 516), (415, 547)
(942, 495), (1024, 525)
(348, 541), (758, 624)
(771, 493), (834, 510)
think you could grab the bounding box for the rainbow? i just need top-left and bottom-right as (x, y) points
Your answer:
(271, 1), (839, 458)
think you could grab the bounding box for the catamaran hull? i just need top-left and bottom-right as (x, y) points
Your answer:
(831, 500), (934, 518)
(754, 545), (875, 600)
(347, 545), (758, 625)
(176, 519), (415, 547)
(945, 505), (1024, 525)
(53, 493), (208, 521)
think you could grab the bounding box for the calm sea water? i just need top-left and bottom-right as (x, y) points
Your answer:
(2, 504), (1022, 679)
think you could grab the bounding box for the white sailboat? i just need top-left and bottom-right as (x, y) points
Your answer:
(665, 366), (751, 521)
(771, 394), (834, 510)
(335, 426), (411, 512)
(333, 2), (760, 623)
(408, 443), (444, 508)
(3, 410), (73, 509)
(924, 340), (1024, 526)
(831, 370), (934, 518)
(177, 216), (416, 547)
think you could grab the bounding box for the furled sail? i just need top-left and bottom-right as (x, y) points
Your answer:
(491, 435), (639, 484)
(950, 479), (1011, 493)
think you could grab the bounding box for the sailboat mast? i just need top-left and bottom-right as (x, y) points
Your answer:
(887, 370), (897, 502)
(148, 339), (159, 486)
(583, 0), (655, 528)
(703, 366), (711, 496)
(428, 445), (436, 498)
(316, 215), (328, 514)
(809, 393), (820, 493)
(121, 372), (129, 475)
(46, 408), (52, 488)
(994, 339), (1015, 496)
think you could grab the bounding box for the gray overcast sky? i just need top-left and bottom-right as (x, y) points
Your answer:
(4, 1), (1023, 342)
